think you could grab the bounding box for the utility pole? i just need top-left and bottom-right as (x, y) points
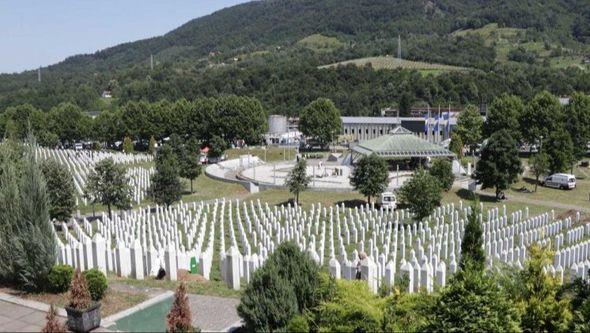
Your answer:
(397, 35), (402, 65)
(150, 54), (154, 70)
(37, 67), (41, 82)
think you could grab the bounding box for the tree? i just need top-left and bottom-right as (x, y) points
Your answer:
(449, 133), (464, 158)
(3, 137), (57, 291)
(350, 154), (389, 204)
(429, 158), (454, 191)
(564, 92), (590, 168)
(398, 93), (413, 117)
(285, 159), (311, 204)
(48, 102), (91, 145)
(545, 128), (575, 174)
(41, 159), (76, 221)
(85, 158), (132, 219)
(425, 267), (520, 332)
(460, 201), (485, 272)
(299, 98), (342, 147)
(166, 283), (194, 333)
(213, 96), (268, 144)
(520, 91), (563, 146)
(484, 94), (524, 142)
(455, 105), (483, 155)
(529, 151), (550, 192)
(238, 242), (319, 331)
(123, 136), (134, 153)
(398, 168), (442, 220)
(150, 145), (182, 207)
(516, 245), (572, 332)
(180, 138), (202, 194)
(475, 130), (522, 200)
(207, 135), (227, 160)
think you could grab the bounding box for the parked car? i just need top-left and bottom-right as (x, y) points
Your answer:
(74, 142), (83, 151)
(541, 173), (576, 190)
(377, 192), (397, 210)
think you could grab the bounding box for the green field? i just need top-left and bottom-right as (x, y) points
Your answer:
(453, 23), (588, 69)
(319, 56), (470, 75)
(297, 33), (345, 52)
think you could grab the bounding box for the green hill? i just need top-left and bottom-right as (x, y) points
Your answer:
(0, 0), (589, 114)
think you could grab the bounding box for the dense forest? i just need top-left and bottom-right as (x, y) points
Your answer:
(0, 0), (589, 116)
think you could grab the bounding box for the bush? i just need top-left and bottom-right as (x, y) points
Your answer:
(83, 268), (108, 301)
(47, 264), (74, 293)
(238, 264), (298, 332)
(287, 314), (309, 333)
(314, 280), (384, 332)
(68, 270), (92, 310)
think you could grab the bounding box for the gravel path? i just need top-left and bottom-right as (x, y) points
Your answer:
(188, 294), (241, 332)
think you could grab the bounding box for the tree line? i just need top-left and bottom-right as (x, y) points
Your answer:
(0, 95), (268, 149)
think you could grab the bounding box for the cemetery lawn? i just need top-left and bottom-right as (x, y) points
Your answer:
(247, 188), (365, 210)
(479, 162), (590, 212)
(0, 286), (148, 316)
(225, 146), (298, 162)
(110, 275), (241, 298)
(442, 187), (574, 218)
(78, 174), (248, 215)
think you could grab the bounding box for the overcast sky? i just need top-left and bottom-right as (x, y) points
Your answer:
(0, 0), (250, 74)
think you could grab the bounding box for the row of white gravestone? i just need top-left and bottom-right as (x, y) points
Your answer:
(54, 197), (589, 293)
(36, 147), (153, 205)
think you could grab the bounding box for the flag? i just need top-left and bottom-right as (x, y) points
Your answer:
(424, 112), (428, 135)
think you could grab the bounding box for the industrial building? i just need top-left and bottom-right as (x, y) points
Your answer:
(341, 115), (457, 143)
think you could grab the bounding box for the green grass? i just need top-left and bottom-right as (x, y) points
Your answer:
(297, 33), (345, 52)
(319, 56), (470, 74)
(225, 146), (298, 162)
(110, 275), (241, 298)
(452, 23), (524, 43)
(247, 188), (365, 210)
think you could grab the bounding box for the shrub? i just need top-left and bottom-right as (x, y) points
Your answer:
(41, 303), (67, 333)
(83, 268), (108, 301)
(48, 264), (74, 293)
(68, 270), (92, 310)
(287, 314), (309, 333)
(314, 280), (384, 332)
(167, 283), (196, 333)
(238, 264), (298, 332)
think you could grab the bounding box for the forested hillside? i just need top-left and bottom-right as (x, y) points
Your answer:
(0, 0), (589, 115)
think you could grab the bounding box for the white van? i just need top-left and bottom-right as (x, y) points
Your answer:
(74, 142), (83, 151)
(542, 173), (576, 190)
(377, 192), (397, 210)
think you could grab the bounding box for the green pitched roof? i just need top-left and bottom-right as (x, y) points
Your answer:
(352, 126), (455, 158)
